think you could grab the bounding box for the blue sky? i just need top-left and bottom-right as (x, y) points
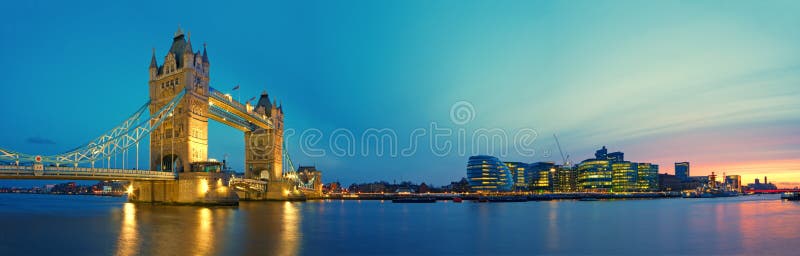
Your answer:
(1, 0), (800, 187)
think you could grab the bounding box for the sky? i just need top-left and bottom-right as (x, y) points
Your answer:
(1, 0), (799, 187)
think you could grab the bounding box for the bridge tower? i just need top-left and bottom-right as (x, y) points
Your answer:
(245, 92), (284, 181)
(148, 27), (210, 173)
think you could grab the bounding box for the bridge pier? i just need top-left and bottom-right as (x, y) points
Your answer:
(265, 180), (297, 200)
(229, 177), (306, 201)
(128, 173), (238, 206)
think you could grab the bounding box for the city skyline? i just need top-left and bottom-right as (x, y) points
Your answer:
(1, 1), (800, 187)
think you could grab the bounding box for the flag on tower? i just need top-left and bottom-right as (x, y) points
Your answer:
(232, 84), (240, 91)
(247, 96), (256, 102)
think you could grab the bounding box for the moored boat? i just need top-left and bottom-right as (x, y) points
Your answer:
(781, 192), (800, 201)
(452, 197), (463, 203)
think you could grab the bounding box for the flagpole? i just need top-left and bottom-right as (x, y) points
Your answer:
(233, 84), (241, 103)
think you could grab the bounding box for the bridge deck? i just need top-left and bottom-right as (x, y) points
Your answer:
(0, 165), (176, 181)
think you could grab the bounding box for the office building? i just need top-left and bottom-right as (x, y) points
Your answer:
(675, 162), (690, 181)
(505, 162), (533, 191)
(530, 162), (556, 192)
(595, 146), (624, 162)
(612, 161), (638, 192)
(554, 165), (578, 192)
(578, 146), (659, 192)
(467, 155), (513, 192)
(636, 163), (658, 191)
(577, 158), (612, 191)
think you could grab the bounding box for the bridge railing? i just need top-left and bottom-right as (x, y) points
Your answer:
(229, 177), (267, 192)
(0, 165), (175, 180)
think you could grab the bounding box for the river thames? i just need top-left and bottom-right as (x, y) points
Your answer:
(0, 194), (799, 255)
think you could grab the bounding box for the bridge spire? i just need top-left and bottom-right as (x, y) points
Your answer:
(184, 31), (193, 53)
(202, 42), (209, 64)
(174, 25), (184, 38)
(149, 48), (158, 68)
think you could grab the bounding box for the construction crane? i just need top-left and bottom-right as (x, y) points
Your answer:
(553, 134), (571, 166)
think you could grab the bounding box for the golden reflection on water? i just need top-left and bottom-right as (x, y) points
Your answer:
(194, 207), (213, 256)
(112, 204), (239, 256)
(546, 201), (559, 251)
(116, 203), (138, 256)
(279, 201), (301, 256)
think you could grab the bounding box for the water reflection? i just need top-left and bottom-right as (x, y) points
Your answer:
(737, 199), (800, 255)
(115, 203), (138, 256)
(234, 201), (302, 255)
(279, 202), (301, 256)
(194, 208), (213, 256)
(546, 201), (559, 251)
(6, 194), (798, 255)
(111, 203), (238, 255)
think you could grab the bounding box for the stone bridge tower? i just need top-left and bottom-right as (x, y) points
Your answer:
(148, 27), (210, 173)
(245, 92), (284, 180)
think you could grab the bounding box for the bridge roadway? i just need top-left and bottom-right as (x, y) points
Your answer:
(0, 165), (175, 181)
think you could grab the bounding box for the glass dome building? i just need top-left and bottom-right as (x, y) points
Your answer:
(467, 155), (513, 192)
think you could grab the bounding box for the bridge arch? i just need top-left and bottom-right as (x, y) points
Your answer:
(161, 154), (183, 172)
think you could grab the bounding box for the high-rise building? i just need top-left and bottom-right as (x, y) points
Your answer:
(595, 146), (624, 162)
(467, 156), (513, 192)
(530, 162), (556, 192)
(554, 165), (578, 192)
(578, 146), (658, 192)
(607, 152), (624, 162)
(504, 162), (533, 191)
(577, 159), (612, 191)
(658, 173), (683, 191)
(675, 162), (690, 181)
(612, 161), (638, 192)
(636, 163), (659, 191)
(595, 146), (608, 159)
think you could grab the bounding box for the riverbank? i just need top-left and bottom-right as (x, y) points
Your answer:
(323, 192), (684, 201)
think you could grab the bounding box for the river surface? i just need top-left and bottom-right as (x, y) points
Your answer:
(0, 194), (799, 255)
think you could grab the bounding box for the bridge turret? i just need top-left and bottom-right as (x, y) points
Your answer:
(183, 32), (194, 69)
(202, 43), (209, 64)
(255, 91), (272, 116)
(149, 48), (158, 80)
(149, 27), (210, 173)
(201, 43), (210, 75)
(271, 100), (284, 130)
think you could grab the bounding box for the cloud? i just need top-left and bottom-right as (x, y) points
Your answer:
(26, 136), (56, 145)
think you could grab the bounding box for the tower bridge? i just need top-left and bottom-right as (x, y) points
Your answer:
(0, 28), (318, 205)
